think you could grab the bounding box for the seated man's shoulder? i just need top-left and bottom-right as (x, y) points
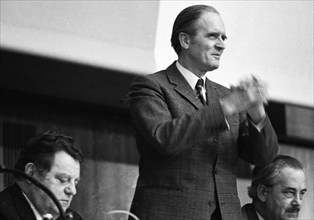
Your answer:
(0, 184), (19, 205)
(241, 203), (259, 220)
(58, 209), (84, 220)
(0, 184), (29, 220)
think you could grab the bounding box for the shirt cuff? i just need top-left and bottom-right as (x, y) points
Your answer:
(249, 116), (267, 132)
(224, 117), (230, 130)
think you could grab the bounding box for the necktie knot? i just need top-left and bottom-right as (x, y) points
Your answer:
(195, 78), (204, 93)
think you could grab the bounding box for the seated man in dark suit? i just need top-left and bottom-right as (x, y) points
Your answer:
(0, 130), (84, 220)
(242, 155), (307, 220)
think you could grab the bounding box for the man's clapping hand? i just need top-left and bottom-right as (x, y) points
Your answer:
(221, 75), (268, 123)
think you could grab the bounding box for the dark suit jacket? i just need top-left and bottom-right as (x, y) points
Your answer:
(0, 183), (83, 220)
(241, 203), (260, 220)
(127, 62), (278, 220)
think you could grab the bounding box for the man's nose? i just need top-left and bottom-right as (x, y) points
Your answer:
(215, 37), (226, 50)
(65, 182), (77, 195)
(291, 194), (302, 207)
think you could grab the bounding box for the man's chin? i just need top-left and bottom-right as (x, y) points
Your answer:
(284, 212), (299, 220)
(59, 200), (71, 210)
(206, 63), (219, 72)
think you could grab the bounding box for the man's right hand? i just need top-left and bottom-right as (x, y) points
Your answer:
(220, 76), (268, 120)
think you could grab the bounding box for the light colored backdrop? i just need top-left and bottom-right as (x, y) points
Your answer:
(1, 1), (313, 106)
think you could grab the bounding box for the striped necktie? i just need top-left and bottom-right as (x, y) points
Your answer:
(195, 78), (206, 105)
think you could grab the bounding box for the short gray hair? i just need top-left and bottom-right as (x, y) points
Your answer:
(248, 155), (304, 199)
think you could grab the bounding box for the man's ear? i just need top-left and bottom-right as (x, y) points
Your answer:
(24, 162), (36, 178)
(257, 184), (268, 202)
(178, 32), (191, 50)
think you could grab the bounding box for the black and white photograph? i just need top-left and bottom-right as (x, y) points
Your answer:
(1, 1), (313, 220)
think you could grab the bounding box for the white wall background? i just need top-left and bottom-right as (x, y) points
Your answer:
(0, 1), (159, 74)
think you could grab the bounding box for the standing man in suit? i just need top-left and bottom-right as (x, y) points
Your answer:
(242, 155), (307, 220)
(0, 130), (84, 220)
(127, 4), (278, 220)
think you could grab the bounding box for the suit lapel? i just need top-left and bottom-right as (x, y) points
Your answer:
(205, 78), (223, 102)
(166, 62), (204, 109)
(11, 184), (37, 220)
(247, 204), (261, 220)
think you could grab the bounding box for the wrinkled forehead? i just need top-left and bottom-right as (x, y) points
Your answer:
(50, 151), (80, 176)
(196, 12), (225, 32)
(277, 167), (306, 189)
(199, 11), (223, 22)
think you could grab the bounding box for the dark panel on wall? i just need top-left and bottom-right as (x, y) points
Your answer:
(0, 48), (137, 109)
(1, 48), (313, 154)
(0, 89), (138, 164)
(285, 104), (314, 141)
(2, 122), (36, 187)
(266, 101), (314, 147)
(265, 101), (286, 137)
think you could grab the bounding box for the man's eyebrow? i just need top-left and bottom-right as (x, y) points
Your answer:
(207, 31), (227, 39)
(284, 186), (307, 192)
(55, 172), (78, 179)
(283, 186), (297, 191)
(207, 30), (222, 35)
(55, 173), (80, 182)
(55, 172), (71, 176)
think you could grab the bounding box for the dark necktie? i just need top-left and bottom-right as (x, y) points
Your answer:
(195, 78), (206, 105)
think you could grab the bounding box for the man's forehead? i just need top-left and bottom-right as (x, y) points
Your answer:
(49, 151), (80, 175)
(52, 151), (79, 164)
(277, 167), (305, 188)
(197, 12), (225, 32)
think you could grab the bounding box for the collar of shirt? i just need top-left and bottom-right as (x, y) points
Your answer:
(176, 61), (207, 90)
(22, 191), (44, 220)
(256, 209), (265, 220)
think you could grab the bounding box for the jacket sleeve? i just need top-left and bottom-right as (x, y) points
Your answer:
(238, 113), (278, 166)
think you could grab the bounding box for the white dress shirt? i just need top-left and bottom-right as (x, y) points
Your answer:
(176, 61), (207, 101)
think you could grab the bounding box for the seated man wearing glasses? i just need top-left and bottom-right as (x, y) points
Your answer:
(0, 130), (84, 220)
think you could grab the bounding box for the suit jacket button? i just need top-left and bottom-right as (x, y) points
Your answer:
(208, 200), (213, 206)
(214, 169), (219, 174)
(213, 137), (218, 143)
